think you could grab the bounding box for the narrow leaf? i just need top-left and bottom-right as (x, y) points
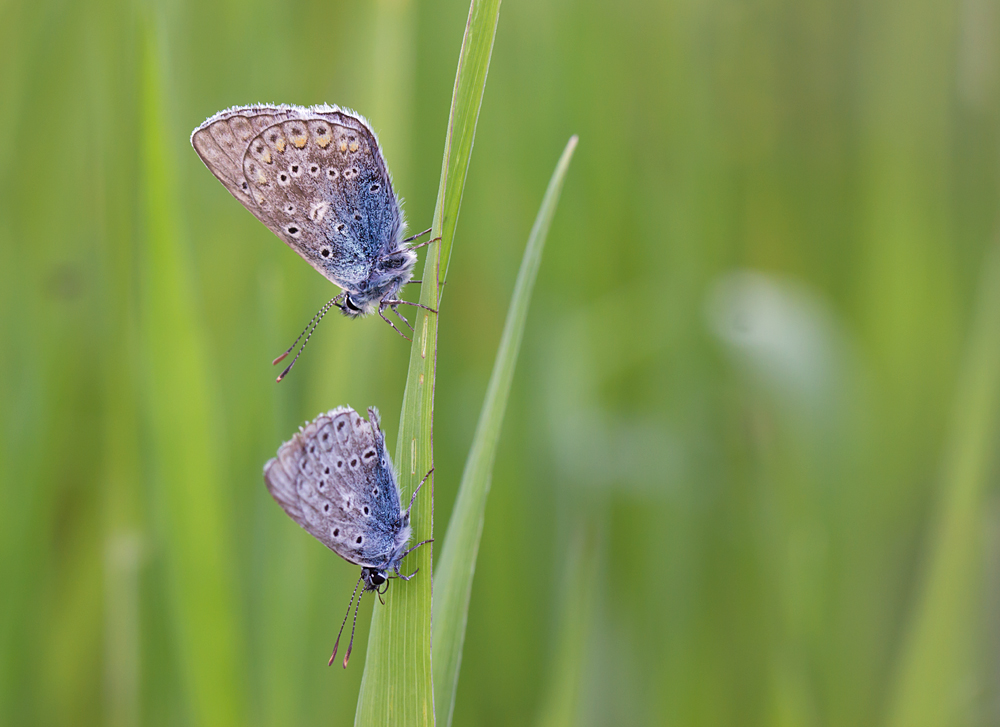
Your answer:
(433, 136), (579, 727)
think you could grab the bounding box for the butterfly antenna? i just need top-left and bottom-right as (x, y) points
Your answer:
(272, 295), (341, 366)
(274, 296), (343, 382)
(329, 573), (363, 667)
(342, 584), (365, 668)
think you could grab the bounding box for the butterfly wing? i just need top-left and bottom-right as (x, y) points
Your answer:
(263, 406), (406, 568)
(191, 104), (405, 291)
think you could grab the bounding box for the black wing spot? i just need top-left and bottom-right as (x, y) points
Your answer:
(333, 528), (339, 537)
(356, 536), (363, 544)
(350, 458), (358, 467)
(287, 226), (299, 236)
(363, 506), (369, 515)
(370, 183), (380, 192)
(324, 466), (330, 474)
(324, 503), (330, 512)
(337, 459), (344, 468)
(354, 213), (362, 221)
(372, 487), (379, 496)
(321, 247), (331, 258)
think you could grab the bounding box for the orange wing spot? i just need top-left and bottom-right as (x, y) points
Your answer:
(348, 141), (359, 153)
(339, 140), (348, 152)
(316, 134), (332, 148)
(292, 134), (308, 148)
(261, 148), (272, 164)
(275, 137), (287, 153)
(256, 170), (267, 185)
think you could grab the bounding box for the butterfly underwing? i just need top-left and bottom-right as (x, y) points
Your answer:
(191, 105), (434, 352)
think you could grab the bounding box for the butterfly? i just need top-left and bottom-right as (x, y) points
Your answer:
(191, 104), (437, 379)
(263, 405), (431, 667)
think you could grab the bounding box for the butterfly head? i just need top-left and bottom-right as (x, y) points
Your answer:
(361, 567), (388, 592)
(341, 248), (418, 317)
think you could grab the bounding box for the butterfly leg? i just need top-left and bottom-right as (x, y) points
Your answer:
(384, 299), (439, 314)
(406, 468), (434, 513)
(391, 304), (413, 331)
(378, 306), (412, 341)
(401, 227), (433, 244)
(397, 567), (419, 581)
(404, 236), (442, 252)
(395, 537), (435, 580)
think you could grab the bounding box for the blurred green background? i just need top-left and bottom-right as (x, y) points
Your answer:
(3, 0), (1000, 725)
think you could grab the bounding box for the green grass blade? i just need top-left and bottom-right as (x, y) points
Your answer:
(433, 136), (579, 727)
(434, 0), (502, 291)
(885, 240), (1000, 727)
(353, 2), (502, 725)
